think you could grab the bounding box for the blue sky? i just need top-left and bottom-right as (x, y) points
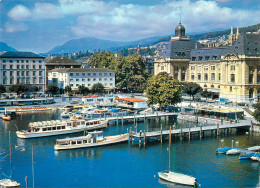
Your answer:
(0, 0), (259, 53)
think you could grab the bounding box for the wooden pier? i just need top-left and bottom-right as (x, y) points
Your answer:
(98, 112), (179, 125)
(130, 119), (251, 145)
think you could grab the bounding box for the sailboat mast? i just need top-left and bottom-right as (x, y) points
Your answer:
(32, 146), (34, 188)
(9, 131), (13, 180)
(169, 126), (171, 171)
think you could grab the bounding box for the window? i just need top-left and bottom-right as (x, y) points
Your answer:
(33, 60), (35, 63)
(197, 66), (201, 71)
(3, 60), (6, 63)
(22, 65), (24, 69)
(93, 73), (96, 76)
(249, 74), (253, 84)
(110, 78), (113, 81)
(53, 73), (57, 77)
(199, 56), (203, 61)
(174, 66), (179, 71)
(39, 71), (42, 76)
(26, 60), (29, 63)
(192, 57), (196, 61)
(99, 73), (102, 76)
(26, 71), (29, 76)
(249, 66), (254, 72)
(110, 83), (113, 86)
(212, 56), (217, 60)
(181, 73), (185, 81)
(10, 71), (13, 76)
(17, 71), (20, 76)
(82, 73), (85, 76)
(33, 71), (36, 76)
(219, 73), (221, 81)
(230, 74), (235, 83)
(70, 79), (73, 82)
(161, 66), (164, 71)
(93, 78), (96, 81)
(88, 84), (91, 87)
(70, 73), (73, 76)
(10, 60), (13, 63)
(191, 66), (195, 70)
(3, 65), (6, 69)
(204, 73), (208, 81)
(204, 67), (208, 71)
(191, 74), (195, 80)
(99, 78), (102, 81)
(70, 84), (73, 87)
(198, 73), (201, 81)
(104, 78), (107, 81)
(88, 73), (91, 76)
(21, 71), (24, 76)
(10, 65), (13, 69)
(21, 60), (24, 63)
(33, 65), (36, 69)
(39, 60), (42, 63)
(39, 65), (42, 69)
(182, 67), (186, 71)
(88, 78), (90, 81)
(230, 65), (235, 70)
(82, 79), (85, 81)
(211, 66), (215, 71)
(76, 84), (79, 86)
(76, 79), (79, 81)
(17, 65), (20, 69)
(26, 65), (29, 69)
(205, 56), (209, 60)
(230, 86), (232, 92)
(174, 73), (178, 79)
(76, 73), (79, 76)
(211, 73), (215, 81)
(110, 73), (112, 76)
(104, 73), (107, 76)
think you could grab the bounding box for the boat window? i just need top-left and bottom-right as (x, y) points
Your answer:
(62, 126), (65, 129)
(57, 126), (61, 130)
(71, 141), (76, 145)
(83, 140), (88, 144)
(42, 128), (47, 131)
(52, 127), (57, 130)
(77, 141), (82, 144)
(47, 127), (51, 131)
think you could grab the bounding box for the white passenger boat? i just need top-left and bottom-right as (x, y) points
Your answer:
(0, 179), (20, 188)
(54, 131), (129, 150)
(16, 116), (108, 139)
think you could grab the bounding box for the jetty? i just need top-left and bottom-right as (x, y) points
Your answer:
(99, 112), (178, 125)
(129, 119), (251, 145)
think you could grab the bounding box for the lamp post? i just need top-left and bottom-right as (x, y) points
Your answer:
(234, 87), (238, 107)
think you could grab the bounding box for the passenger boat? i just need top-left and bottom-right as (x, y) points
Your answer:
(158, 126), (198, 187)
(54, 131), (129, 150)
(16, 116), (108, 139)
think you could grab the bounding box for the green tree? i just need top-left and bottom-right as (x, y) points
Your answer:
(253, 100), (260, 122)
(200, 90), (213, 100)
(33, 86), (39, 92)
(47, 84), (59, 95)
(64, 86), (72, 93)
(9, 84), (29, 95)
(78, 85), (89, 95)
(88, 51), (115, 68)
(0, 85), (6, 95)
(146, 72), (182, 109)
(128, 75), (147, 93)
(183, 82), (202, 100)
(91, 83), (105, 94)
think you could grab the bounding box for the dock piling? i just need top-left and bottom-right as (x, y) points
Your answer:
(160, 124), (163, 144)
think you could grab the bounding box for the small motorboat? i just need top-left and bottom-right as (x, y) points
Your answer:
(216, 147), (232, 154)
(226, 149), (241, 155)
(2, 113), (11, 121)
(250, 153), (260, 161)
(0, 178), (20, 188)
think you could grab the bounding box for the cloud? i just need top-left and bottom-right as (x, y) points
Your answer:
(5, 22), (28, 33)
(215, 0), (231, 2)
(8, 4), (31, 21)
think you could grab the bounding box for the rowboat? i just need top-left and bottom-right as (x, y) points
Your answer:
(54, 131), (129, 150)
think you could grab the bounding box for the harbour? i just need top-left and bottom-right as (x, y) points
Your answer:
(0, 110), (259, 187)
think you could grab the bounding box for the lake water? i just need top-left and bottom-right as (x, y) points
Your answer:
(0, 110), (259, 187)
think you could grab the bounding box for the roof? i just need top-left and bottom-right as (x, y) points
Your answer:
(116, 98), (145, 102)
(190, 47), (228, 61)
(46, 56), (79, 64)
(0, 51), (44, 58)
(50, 68), (115, 73)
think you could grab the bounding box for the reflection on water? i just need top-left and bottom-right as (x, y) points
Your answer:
(158, 178), (194, 188)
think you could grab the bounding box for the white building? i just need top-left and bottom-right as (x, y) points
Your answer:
(0, 51), (45, 92)
(48, 68), (115, 90)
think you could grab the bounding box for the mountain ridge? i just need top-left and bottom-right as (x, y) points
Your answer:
(0, 42), (17, 52)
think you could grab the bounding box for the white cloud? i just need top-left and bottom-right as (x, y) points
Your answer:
(5, 22), (28, 33)
(8, 4), (31, 21)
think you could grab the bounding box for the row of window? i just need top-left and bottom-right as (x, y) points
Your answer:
(191, 56), (218, 61)
(70, 83), (113, 87)
(3, 78), (43, 84)
(2, 64), (43, 69)
(191, 73), (220, 81)
(2, 60), (42, 63)
(69, 72), (113, 77)
(70, 78), (113, 82)
(3, 71), (43, 76)
(191, 66), (216, 71)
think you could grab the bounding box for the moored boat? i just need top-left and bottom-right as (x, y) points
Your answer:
(2, 113), (11, 121)
(61, 111), (70, 118)
(54, 131), (129, 150)
(226, 148), (241, 155)
(0, 179), (20, 188)
(16, 117), (108, 139)
(216, 147), (232, 154)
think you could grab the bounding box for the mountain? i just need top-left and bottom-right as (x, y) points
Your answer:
(0, 42), (17, 52)
(47, 36), (164, 55)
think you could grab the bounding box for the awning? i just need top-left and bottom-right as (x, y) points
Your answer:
(72, 88), (79, 91)
(206, 88), (220, 93)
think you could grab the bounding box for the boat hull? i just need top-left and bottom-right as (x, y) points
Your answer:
(16, 123), (107, 139)
(158, 171), (197, 186)
(54, 134), (129, 150)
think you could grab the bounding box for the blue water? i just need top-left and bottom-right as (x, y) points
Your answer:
(0, 110), (259, 187)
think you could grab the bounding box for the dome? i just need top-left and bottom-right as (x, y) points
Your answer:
(175, 22), (185, 37)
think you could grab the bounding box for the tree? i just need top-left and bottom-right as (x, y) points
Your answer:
(47, 84), (59, 95)
(183, 82), (202, 100)
(64, 86), (72, 93)
(9, 84), (29, 95)
(91, 83), (105, 94)
(0, 85), (6, 95)
(253, 100), (260, 122)
(128, 75), (147, 93)
(88, 51), (115, 68)
(33, 86), (39, 92)
(146, 72), (182, 109)
(78, 85), (89, 95)
(200, 90), (213, 100)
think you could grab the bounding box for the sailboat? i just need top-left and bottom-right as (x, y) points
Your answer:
(158, 126), (198, 187)
(0, 132), (20, 188)
(2, 109), (11, 121)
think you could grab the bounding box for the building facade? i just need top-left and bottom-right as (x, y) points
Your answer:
(48, 68), (115, 90)
(0, 51), (45, 92)
(154, 23), (260, 102)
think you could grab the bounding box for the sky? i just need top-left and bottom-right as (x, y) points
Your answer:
(0, 0), (259, 53)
